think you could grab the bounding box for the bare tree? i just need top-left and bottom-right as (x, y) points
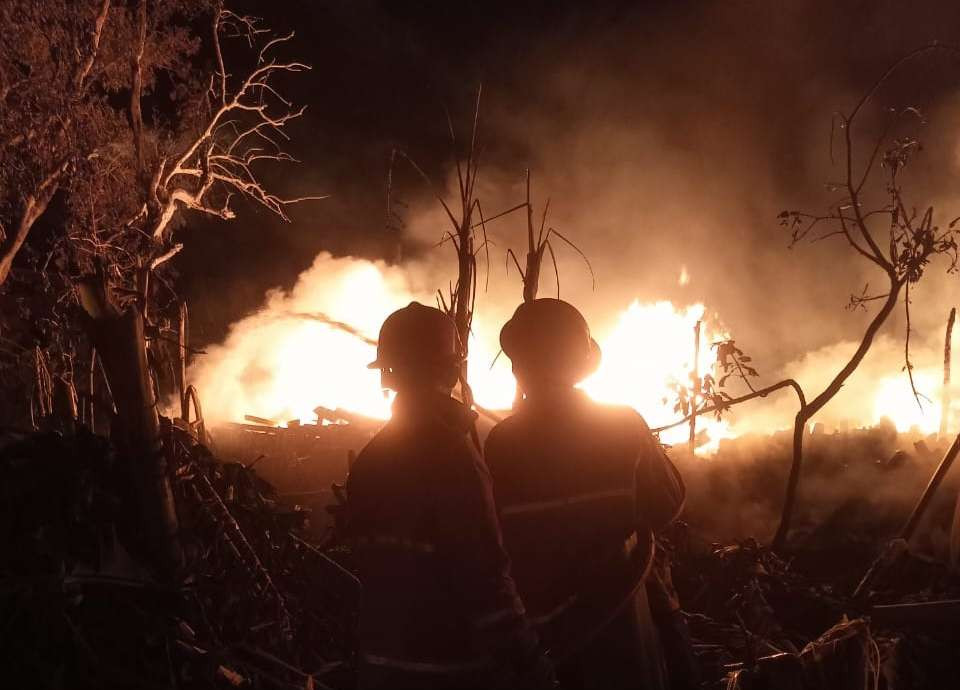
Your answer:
(657, 46), (960, 552)
(76, 2), (322, 291)
(771, 46), (960, 548)
(2, 1), (319, 575)
(504, 170), (595, 305)
(391, 93), (487, 426)
(0, 0), (112, 286)
(941, 307), (956, 436)
(2, 1), (320, 292)
(389, 91), (537, 432)
(2, 1), (319, 405)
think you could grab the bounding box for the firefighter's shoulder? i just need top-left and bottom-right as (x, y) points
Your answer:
(579, 398), (652, 442)
(484, 412), (520, 449)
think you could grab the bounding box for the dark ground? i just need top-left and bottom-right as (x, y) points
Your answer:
(3, 416), (959, 689)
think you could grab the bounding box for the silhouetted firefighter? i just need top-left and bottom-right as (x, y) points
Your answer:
(486, 298), (688, 690)
(345, 302), (555, 689)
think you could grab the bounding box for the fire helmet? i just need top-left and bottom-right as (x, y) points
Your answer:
(500, 298), (601, 383)
(367, 302), (463, 372)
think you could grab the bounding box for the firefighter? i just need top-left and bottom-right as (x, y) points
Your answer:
(485, 298), (688, 690)
(345, 302), (554, 690)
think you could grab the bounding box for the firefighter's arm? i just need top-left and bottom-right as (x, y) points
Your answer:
(634, 414), (686, 529)
(433, 445), (553, 685)
(482, 423), (508, 484)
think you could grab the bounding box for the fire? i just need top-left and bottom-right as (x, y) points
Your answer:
(191, 257), (408, 425)
(191, 255), (731, 450)
(189, 253), (951, 452)
(872, 370), (943, 433)
(466, 300), (733, 452)
(580, 301), (732, 449)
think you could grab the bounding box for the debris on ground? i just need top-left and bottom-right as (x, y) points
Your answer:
(4, 420), (960, 688)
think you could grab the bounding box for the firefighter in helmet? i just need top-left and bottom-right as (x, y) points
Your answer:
(485, 298), (688, 690)
(345, 302), (554, 689)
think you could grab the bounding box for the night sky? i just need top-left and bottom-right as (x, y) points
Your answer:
(174, 0), (960, 370)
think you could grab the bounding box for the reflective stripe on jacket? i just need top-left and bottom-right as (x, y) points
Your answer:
(485, 389), (684, 661)
(346, 392), (538, 681)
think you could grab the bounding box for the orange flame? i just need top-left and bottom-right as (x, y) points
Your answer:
(189, 254), (949, 451)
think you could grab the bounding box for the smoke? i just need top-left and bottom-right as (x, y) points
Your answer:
(185, 1), (960, 441)
(188, 250), (529, 426)
(174, 2), (960, 558)
(378, 0), (960, 379)
(717, 333), (957, 436)
(187, 247), (726, 434)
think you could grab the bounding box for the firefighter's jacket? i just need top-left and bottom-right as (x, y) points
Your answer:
(485, 389), (685, 685)
(346, 391), (539, 686)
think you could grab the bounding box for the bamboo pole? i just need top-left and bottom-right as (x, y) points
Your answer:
(856, 429), (960, 596)
(178, 301), (188, 420)
(941, 307), (955, 437)
(523, 169), (539, 304)
(950, 489), (960, 570)
(87, 346), (97, 433)
(688, 320), (702, 454)
(901, 431), (960, 541)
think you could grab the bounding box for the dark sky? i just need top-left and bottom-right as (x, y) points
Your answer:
(174, 0), (960, 369)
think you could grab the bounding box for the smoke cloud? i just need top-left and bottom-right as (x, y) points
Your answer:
(185, 1), (960, 442)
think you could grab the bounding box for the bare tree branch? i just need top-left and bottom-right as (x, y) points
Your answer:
(130, 0), (148, 176)
(76, 0), (111, 92)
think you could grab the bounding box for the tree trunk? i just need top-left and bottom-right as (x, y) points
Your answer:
(772, 411), (809, 549)
(0, 172), (62, 286)
(523, 169), (540, 304)
(79, 279), (182, 579)
(950, 485), (960, 571)
(901, 431), (960, 542)
(85, 346), (97, 433)
(178, 302), (189, 419)
(772, 279), (903, 551)
(52, 376), (78, 435)
(942, 307), (956, 437)
(688, 320), (702, 454)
